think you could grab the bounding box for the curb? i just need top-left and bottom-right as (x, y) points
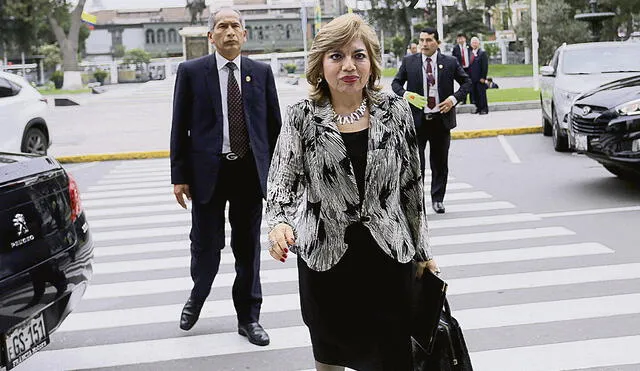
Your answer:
(452, 126), (541, 139)
(55, 127), (542, 164)
(56, 150), (169, 164)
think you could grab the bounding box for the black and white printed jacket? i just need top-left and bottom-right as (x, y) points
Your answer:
(266, 92), (432, 271)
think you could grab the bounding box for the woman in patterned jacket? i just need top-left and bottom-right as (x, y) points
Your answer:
(266, 13), (439, 371)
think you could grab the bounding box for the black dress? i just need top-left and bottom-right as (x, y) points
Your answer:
(297, 128), (414, 371)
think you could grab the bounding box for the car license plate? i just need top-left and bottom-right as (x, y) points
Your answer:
(2, 313), (49, 370)
(574, 134), (588, 151)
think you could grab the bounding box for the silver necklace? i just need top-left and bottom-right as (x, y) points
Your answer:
(331, 98), (367, 125)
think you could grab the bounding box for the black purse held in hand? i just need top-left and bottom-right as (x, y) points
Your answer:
(412, 298), (474, 371)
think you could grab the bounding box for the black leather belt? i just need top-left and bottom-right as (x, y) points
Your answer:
(221, 152), (240, 161)
(424, 113), (441, 120)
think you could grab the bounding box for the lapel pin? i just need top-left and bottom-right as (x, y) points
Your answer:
(439, 64), (443, 69)
(246, 76), (251, 82)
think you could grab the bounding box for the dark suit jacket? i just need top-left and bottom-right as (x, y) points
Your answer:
(170, 54), (282, 204)
(392, 52), (471, 130)
(452, 44), (471, 70)
(469, 49), (489, 82)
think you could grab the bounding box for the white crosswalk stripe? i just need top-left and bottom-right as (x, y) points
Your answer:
(25, 160), (640, 370)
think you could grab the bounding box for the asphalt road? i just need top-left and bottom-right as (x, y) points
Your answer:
(46, 76), (541, 158)
(21, 133), (640, 371)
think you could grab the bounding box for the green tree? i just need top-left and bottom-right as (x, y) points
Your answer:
(444, 7), (491, 42)
(515, 0), (589, 64)
(123, 48), (152, 66)
(368, 0), (423, 50)
(38, 43), (62, 70)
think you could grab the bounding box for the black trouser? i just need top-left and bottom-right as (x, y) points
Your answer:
(417, 115), (451, 203)
(472, 80), (488, 113)
(189, 154), (263, 324)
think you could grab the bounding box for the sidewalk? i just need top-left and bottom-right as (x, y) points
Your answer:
(50, 76), (541, 163)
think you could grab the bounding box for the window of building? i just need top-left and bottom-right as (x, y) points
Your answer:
(157, 29), (166, 44)
(168, 29), (177, 43)
(146, 29), (155, 44)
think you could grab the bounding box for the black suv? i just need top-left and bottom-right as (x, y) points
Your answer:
(570, 75), (640, 179)
(1, 152), (93, 370)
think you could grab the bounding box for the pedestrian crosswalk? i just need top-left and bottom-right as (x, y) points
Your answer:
(24, 158), (640, 370)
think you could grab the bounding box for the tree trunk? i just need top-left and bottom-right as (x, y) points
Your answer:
(461, 0), (468, 12)
(403, 0), (419, 45)
(48, 0), (87, 72)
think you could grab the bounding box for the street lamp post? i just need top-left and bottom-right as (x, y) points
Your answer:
(531, 0), (539, 90)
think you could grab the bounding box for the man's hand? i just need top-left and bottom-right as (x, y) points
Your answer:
(480, 78), (486, 84)
(437, 97), (455, 114)
(403, 91), (427, 109)
(268, 223), (296, 263)
(173, 184), (192, 209)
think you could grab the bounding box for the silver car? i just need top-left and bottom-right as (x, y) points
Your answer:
(539, 42), (640, 151)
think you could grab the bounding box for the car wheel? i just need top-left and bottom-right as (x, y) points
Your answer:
(552, 107), (569, 152)
(21, 127), (48, 155)
(603, 164), (639, 181)
(542, 95), (552, 136)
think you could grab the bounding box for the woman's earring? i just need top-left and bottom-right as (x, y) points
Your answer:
(316, 77), (323, 89)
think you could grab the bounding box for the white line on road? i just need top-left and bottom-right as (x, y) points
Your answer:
(447, 262), (640, 295)
(82, 187), (172, 200)
(430, 227), (574, 246)
(84, 204), (180, 218)
(101, 171), (170, 179)
(97, 176), (170, 185)
(471, 335), (640, 371)
(87, 181), (170, 192)
(26, 326), (312, 370)
(92, 242), (612, 275)
(440, 191), (492, 201)
(83, 194), (174, 208)
(538, 205), (640, 218)
(497, 135), (521, 163)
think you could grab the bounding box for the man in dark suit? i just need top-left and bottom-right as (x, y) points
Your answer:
(469, 36), (489, 114)
(451, 33), (472, 103)
(392, 27), (471, 214)
(170, 7), (282, 346)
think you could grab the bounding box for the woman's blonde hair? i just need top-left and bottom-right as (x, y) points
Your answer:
(306, 13), (382, 103)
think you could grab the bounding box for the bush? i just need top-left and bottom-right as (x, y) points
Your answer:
(94, 69), (108, 84)
(51, 71), (64, 89)
(283, 63), (297, 74)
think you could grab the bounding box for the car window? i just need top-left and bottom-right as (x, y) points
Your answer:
(0, 77), (21, 98)
(562, 46), (640, 75)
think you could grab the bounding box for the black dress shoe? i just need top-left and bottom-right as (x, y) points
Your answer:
(479, 110), (489, 115)
(432, 202), (445, 214)
(238, 322), (270, 346)
(180, 298), (204, 331)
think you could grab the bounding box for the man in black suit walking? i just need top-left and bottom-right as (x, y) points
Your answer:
(170, 7), (282, 346)
(451, 33), (472, 103)
(392, 27), (471, 214)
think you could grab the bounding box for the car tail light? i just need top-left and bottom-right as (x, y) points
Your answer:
(68, 173), (83, 222)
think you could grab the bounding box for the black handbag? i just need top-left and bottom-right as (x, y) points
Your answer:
(412, 299), (473, 371)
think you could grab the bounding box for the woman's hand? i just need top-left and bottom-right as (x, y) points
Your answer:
(268, 223), (296, 263)
(415, 259), (440, 279)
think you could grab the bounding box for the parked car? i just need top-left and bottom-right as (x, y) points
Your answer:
(0, 71), (51, 155)
(1, 152), (93, 370)
(569, 75), (640, 179)
(539, 42), (640, 151)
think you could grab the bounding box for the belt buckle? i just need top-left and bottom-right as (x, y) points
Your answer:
(224, 152), (239, 161)
(425, 113), (433, 120)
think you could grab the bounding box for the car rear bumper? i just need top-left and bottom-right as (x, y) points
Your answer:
(0, 214), (93, 369)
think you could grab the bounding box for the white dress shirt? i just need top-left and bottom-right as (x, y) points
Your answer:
(460, 44), (470, 68)
(422, 51), (457, 114)
(215, 52), (242, 153)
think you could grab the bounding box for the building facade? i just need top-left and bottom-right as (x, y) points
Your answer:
(84, 1), (346, 61)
